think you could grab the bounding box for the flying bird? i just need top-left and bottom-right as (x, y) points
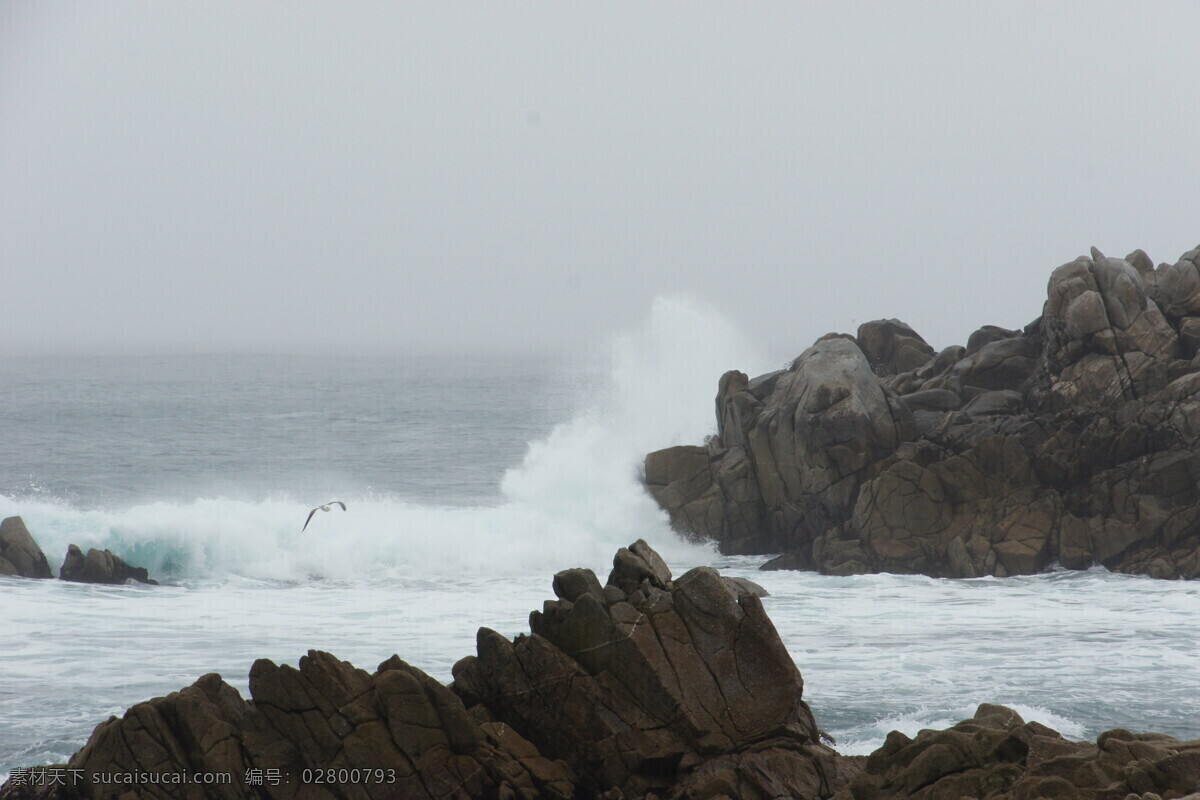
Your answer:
(303, 501), (346, 532)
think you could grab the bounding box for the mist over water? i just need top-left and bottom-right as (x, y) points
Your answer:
(1, 296), (770, 581)
(1, 297), (1198, 777)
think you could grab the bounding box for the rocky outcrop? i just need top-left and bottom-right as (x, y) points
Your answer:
(644, 245), (1200, 580)
(834, 703), (1200, 800)
(0, 541), (859, 800)
(3, 542), (1195, 800)
(0, 516), (52, 579)
(59, 544), (158, 585)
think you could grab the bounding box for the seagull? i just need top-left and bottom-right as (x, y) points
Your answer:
(303, 501), (346, 532)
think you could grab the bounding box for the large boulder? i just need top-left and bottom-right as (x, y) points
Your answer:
(59, 544), (159, 585)
(1037, 248), (1179, 408)
(452, 539), (856, 799)
(0, 516), (52, 579)
(743, 337), (914, 556)
(856, 319), (936, 377)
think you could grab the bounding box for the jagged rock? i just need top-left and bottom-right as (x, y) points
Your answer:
(0, 516), (52, 579)
(744, 337), (915, 554)
(453, 542), (856, 799)
(0, 542), (857, 800)
(0, 653), (575, 800)
(856, 319), (936, 377)
(59, 544), (159, 585)
(644, 245), (1200, 580)
(833, 703), (1200, 800)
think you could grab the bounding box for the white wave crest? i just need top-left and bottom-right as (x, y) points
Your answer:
(1, 295), (773, 581)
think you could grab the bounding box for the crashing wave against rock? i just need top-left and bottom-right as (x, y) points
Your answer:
(645, 245), (1200, 580)
(3, 541), (1199, 799)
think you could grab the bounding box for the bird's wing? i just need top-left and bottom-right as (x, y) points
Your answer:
(334, 501), (346, 511)
(302, 508), (319, 532)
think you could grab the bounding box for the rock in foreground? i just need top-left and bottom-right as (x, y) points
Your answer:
(645, 245), (1200, 580)
(0, 541), (857, 800)
(1, 541), (1194, 799)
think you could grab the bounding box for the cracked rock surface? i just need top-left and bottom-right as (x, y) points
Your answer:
(644, 245), (1200, 580)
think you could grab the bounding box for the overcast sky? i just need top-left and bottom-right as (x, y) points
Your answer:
(2, 2), (1198, 357)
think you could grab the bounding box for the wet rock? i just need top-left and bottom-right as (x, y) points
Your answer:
(0, 516), (52, 579)
(59, 544), (159, 585)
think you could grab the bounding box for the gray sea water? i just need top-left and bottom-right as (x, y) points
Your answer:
(2, 304), (1198, 776)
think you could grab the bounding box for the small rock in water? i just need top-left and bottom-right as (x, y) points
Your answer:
(59, 544), (158, 585)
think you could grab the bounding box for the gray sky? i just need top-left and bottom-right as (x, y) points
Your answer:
(3, 2), (1199, 357)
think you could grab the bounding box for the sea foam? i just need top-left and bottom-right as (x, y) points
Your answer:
(0, 295), (777, 582)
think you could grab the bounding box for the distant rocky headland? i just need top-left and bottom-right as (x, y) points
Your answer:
(3, 540), (1199, 800)
(645, 245), (1200, 580)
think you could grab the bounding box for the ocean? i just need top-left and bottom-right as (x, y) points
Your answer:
(1, 299), (1198, 777)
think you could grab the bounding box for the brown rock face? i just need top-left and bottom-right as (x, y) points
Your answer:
(0, 541), (858, 800)
(59, 544), (158, 585)
(0, 516), (52, 579)
(644, 245), (1200, 580)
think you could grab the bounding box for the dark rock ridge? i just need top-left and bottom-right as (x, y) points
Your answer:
(4, 542), (1197, 800)
(0, 516), (52, 579)
(645, 245), (1200, 580)
(60, 544), (159, 586)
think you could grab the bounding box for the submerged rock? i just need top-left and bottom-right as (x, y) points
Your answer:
(59, 544), (158, 585)
(0, 516), (52, 579)
(645, 244), (1200, 581)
